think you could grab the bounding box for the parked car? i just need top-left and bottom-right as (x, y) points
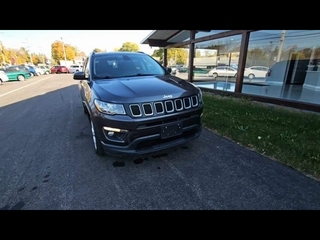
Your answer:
(244, 66), (269, 79)
(68, 64), (83, 73)
(178, 67), (188, 73)
(27, 65), (38, 77)
(39, 65), (50, 75)
(51, 65), (69, 74)
(169, 65), (184, 74)
(0, 70), (9, 84)
(230, 63), (238, 69)
(73, 51), (203, 156)
(189, 67), (210, 75)
(206, 66), (238, 78)
(34, 66), (45, 75)
(169, 65), (177, 74)
(8, 65), (31, 75)
(2, 66), (31, 81)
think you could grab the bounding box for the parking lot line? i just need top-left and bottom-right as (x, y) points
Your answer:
(0, 76), (53, 98)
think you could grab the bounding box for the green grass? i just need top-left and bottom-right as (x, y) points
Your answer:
(202, 92), (320, 180)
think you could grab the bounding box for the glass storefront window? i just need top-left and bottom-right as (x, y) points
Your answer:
(185, 34), (242, 91)
(144, 29), (320, 107)
(242, 30), (320, 105)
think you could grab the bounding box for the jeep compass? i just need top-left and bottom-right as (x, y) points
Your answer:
(74, 51), (203, 156)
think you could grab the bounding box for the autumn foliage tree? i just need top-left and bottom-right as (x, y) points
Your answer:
(152, 48), (188, 65)
(51, 40), (76, 63)
(93, 48), (103, 53)
(118, 42), (139, 52)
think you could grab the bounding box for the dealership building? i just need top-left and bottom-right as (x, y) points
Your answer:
(141, 30), (320, 112)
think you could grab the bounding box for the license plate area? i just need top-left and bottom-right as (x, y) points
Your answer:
(161, 122), (183, 139)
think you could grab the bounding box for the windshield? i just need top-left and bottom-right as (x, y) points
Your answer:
(92, 53), (166, 79)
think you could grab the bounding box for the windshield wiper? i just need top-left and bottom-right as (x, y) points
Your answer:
(116, 74), (157, 78)
(94, 75), (113, 79)
(136, 73), (156, 76)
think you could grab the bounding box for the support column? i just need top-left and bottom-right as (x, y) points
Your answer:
(188, 30), (196, 82)
(235, 31), (250, 93)
(163, 48), (167, 67)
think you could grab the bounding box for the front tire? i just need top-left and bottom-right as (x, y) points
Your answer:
(18, 75), (25, 81)
(90, 119), (105, 156)
(248, 74), (255, 79)
(83, 103), (89, 115)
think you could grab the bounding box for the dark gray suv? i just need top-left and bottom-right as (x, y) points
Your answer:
(74, 51), (203, 156)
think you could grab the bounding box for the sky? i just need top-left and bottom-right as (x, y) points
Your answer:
(0, 30), (158, 58)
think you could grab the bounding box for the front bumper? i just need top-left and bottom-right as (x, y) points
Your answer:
(93, 108), (203, 156)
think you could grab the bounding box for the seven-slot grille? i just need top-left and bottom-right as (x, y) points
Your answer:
(129, 95), (199, 117)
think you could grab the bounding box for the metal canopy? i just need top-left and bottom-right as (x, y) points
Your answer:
(140, 30), (182, 47)
(140, 30), (212, 47)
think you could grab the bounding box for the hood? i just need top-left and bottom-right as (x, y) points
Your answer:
(93, 75), (199, 103)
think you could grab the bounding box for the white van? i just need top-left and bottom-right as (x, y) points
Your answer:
(68, 64), (83, 73)
(265, 59), (310, 85)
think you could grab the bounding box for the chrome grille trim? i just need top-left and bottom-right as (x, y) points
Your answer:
(174, 99), (183, 111)
(142, 103), (153, 116)
(191, 96), (198, 107)
(164, 100), (174, 113)
(183, 97), (191, 109)
(129, 95), (198, 117)
(154, 102), (164, 114)
(129, 104), (142, 117)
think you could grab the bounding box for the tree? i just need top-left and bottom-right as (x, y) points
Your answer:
(51, 40), (78, 62)
(152, 48), (164, 60)
(151, 48), (188, 65)
(118, 42), (139, 52)
(65, 44), (76, 60)
(93, 48), (103, 53)
(77, 51), (87, 57)
(51, 41), (65, 62)
(247, 48), (268, 66)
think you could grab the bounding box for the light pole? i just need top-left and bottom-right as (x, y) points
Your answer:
(276, 30), (286, 62)
(39, 46), (45, 64)
(61, 37), (67, 65)
(268, 41), (273, 67)
(22, 38), (33, 65)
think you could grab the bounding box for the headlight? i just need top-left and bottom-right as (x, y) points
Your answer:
(94, 99), (126, 115)
(188, 82), (203, 104)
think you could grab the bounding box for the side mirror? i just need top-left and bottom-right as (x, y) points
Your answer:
(73, 71), (87, 80)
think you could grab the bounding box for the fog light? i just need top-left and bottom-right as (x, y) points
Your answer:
(103, 126), (129, 142)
